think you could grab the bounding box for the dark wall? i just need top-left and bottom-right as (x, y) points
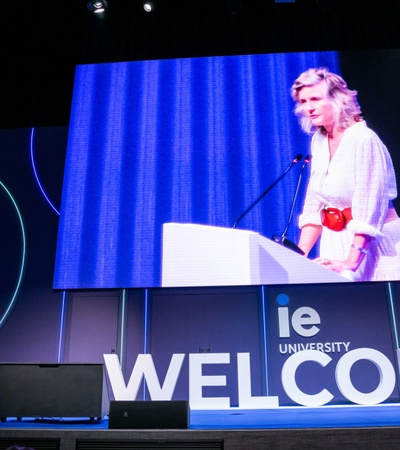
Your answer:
(0, 127), (67, 362)
(1, 0), (400, 128)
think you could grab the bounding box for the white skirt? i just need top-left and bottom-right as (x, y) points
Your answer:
(319, 219), (400, 282)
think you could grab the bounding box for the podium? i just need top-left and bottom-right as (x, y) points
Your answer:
(161, 223), (348, 286)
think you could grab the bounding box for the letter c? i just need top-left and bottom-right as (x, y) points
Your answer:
(281, 350), (334, 407)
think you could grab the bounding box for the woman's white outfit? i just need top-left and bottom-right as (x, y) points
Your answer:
(299, 121), (400, 281)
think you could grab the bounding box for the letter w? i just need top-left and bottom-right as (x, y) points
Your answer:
(104, 353), (185, 400)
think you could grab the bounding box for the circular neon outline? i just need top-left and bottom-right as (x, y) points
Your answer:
(0, 180), (27, 329)
(30, 127), (60, 216)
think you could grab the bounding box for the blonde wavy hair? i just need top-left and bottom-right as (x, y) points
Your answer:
(291, 67), (362, 134)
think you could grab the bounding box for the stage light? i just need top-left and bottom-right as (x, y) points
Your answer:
(87, 0), (108, 14)
(226, 0), (241, 17)
(143, 3), (153, 12)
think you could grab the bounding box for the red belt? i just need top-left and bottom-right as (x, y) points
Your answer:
(321, 207), (352, 232)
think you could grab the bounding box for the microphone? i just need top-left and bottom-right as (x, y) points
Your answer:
(272, 154), (311, 255)
(232, 154), (303, 229)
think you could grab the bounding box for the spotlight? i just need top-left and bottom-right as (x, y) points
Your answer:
(226, 0), (241, 17)
(87, 0), (108, 14)
(143, 3), (153, 12)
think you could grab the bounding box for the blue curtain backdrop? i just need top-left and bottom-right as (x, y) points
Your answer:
(54, 51), (340, 288)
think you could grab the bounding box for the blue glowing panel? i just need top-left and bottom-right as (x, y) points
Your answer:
(54, 51), (339, 288)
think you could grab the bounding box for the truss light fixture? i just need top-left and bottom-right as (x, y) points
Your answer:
(87, 0), (109, 14)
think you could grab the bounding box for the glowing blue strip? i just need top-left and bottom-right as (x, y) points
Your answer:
(143, 289), (150, 354)
(142, 288), (150, 400)
(57, 290), (68, 362)
(118, 289), (128, 367)
(30, 127), (60, 216)
(260, 285), (270, 395)
(387, 282), (400, 350)
(0, 180), (27, 329)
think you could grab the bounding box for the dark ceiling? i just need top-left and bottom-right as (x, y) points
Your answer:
(1, 0), (400, 128)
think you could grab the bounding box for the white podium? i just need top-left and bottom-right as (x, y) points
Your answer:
(161, 223), (348, 287)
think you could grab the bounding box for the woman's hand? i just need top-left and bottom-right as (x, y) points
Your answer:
(313, 234), (370, 274)
(314, 257), (356, 273)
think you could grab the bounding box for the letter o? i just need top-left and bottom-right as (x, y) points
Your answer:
(335, 348), (396, 405)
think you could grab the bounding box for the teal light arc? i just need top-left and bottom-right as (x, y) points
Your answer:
(0, 180), (28, 329)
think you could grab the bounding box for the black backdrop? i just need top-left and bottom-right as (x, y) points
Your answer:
(0, 0), (400, 128)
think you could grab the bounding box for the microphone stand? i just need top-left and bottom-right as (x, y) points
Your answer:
(272, 155), (311, 255)
(232, 154), (303, 229)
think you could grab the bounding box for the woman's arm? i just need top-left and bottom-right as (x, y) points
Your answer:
(298, 224), (322, 257)
(344, 234), (370, 271)
(318, 233), (370, 273)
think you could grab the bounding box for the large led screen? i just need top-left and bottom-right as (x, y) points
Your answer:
(53, 49), (400, 288)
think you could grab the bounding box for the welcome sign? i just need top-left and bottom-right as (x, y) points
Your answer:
(104, 282), (399, 409)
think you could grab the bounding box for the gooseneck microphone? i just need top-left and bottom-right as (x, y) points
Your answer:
(272, 154), (311, 255)
(232, 154), (303, 229)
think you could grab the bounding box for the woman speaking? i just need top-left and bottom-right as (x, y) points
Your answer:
(292, 67), (400, 281)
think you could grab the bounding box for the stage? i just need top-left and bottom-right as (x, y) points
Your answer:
(2, 406), (400, 449)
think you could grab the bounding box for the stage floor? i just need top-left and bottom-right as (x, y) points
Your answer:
(2, 404), (400, 430)
(2, 407), (400, 450)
